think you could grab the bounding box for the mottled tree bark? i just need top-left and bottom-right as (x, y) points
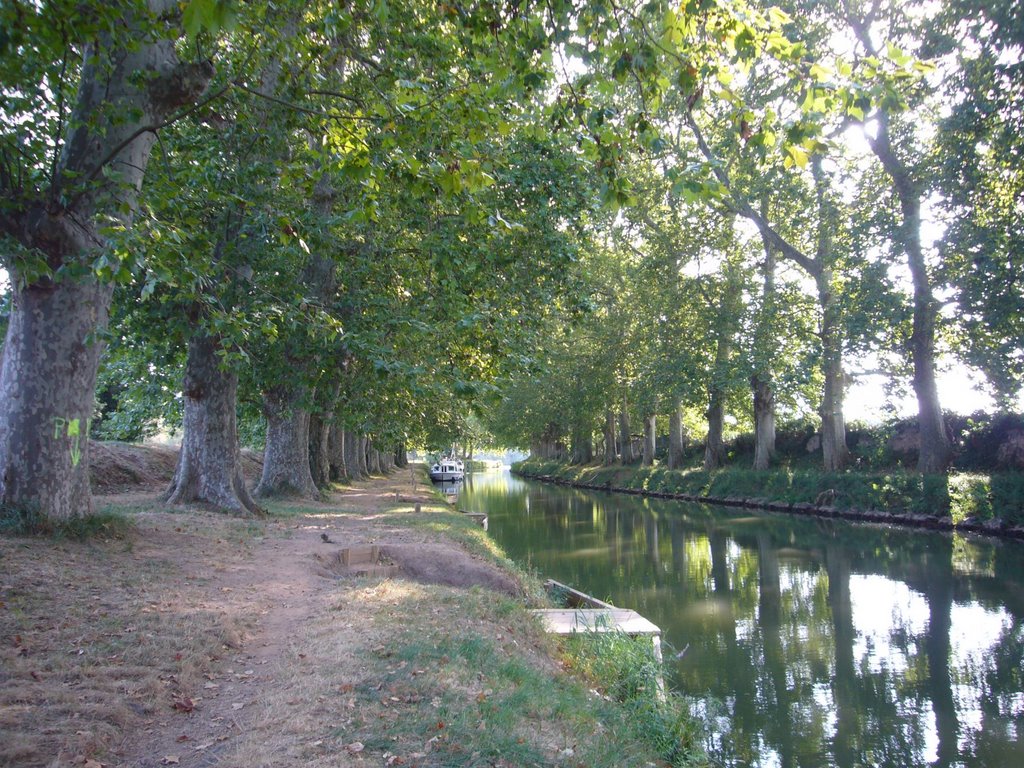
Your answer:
(875, 119), (950, 472)
(752, 210), (778, 471)
(366, 441), (380, 475)
(165, 334), (261, 515)
(752, 376), (776, 471)
(619, 397), (635, 465)
(0, 4), (211, 520)
(641, 415), (656, 466)
(328, 425), (348, 482)
(817, 270), (849, 472)
(704, 326), (731, 471)
(603, 410), (617, 465)
(356, 435), (369, 477)
(704, 390), (726, 471)
(571, 425), (594, 464)
(812, 160), (850, 473)
(255, 389), (317, 498)
(343, 430), (365, 480)
(309, 415), (330, 488)
(668, 404), (686, 470)
(394, 443), (407, 468)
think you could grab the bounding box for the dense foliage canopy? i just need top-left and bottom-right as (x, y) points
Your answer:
(0, 0), (1020, 518)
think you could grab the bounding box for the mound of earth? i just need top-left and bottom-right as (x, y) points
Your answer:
(314, 542), (522, 597)
(89, 440), (264, 494)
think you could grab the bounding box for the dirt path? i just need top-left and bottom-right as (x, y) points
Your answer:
(110, 469), (500, 768)
(2, 469), (522, 768)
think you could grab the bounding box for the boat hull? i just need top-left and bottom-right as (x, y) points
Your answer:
(429, 470), (464, 482)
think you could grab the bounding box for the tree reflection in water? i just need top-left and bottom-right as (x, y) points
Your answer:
(459, 470), (1024, 768)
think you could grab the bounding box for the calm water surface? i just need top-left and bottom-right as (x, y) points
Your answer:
(457, 470), (1024, 768)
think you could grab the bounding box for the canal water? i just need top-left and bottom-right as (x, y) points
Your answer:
(456, 470), (1024, 768)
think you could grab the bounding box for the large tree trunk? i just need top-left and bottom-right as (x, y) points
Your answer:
(328, 425), (348, 482)
(0, 281), (113, 519)
(752, 376), (776, 471)
(343, 430), (365, 480)
(752, 210), (778, 471)
(0, 6), (211, 521)
(619, 397), (635, 464)
(641, 415), (656, 466)
(165, 334), (261, 515)
(668, 403), (686, 469)
(704, 391), (726, 471)
(356, 435), (369, 477)
(704, 318), (732, 471)
(845, 16), (952, 474)
(876, 120), (950, 472)
(572, 427), (594, 464)
(309, 415), (330, 488)
(255, 389), (318, 498)
(816, 270), (849, 472)
(309, 382), (341, 488)
(812, 159), (850, 473)
(366, 441), (380, 475)
(603, 410), (617, 465)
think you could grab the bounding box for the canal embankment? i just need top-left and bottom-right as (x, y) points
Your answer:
(512, 458), (1024, 539)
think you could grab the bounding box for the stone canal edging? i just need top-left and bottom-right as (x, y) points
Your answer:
(514, 470), (1024, 542)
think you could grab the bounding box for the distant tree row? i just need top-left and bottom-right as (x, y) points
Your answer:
(483, 0), (1023, 474)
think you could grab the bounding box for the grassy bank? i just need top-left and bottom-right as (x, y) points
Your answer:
(513, 458), (1024, 536)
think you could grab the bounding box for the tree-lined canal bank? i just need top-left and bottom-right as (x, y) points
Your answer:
(513, 458), (1024, 540)
(459, 470), (1024, 768)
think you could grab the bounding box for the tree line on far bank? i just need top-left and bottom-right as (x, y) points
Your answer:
(483, 0), (1023, 478)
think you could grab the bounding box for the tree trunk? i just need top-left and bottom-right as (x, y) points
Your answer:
(164, 334), (261, 515)
(846, 17), (952, 474)
(752, 206), (778, 472)
(0, 281), (113, 519)
(308, 415), (331, 488)
(255, 389), (318, 498)
(356, 435), (369, 477)
(572, 427), (594, 464)
(344, 430), (365, 480)
(619, 397), (635, 464)
(394, 443), (407, 468)
(0, 6), (211, 521)
(878, 124), (950, 472)
(365, 441), (379, 475)
(752, 375), (776, 471)
(704, 318), (732, 470)
(641, 414), (656, 466)
(817, 269), (849, 472)
(704, 390), (726, 471)
(812, 159), (850, 473)
(328, 425), (348, 482)
(603, 410), (617, 465)
(668, 403), (686, 469)
(310, 382), (341, 488)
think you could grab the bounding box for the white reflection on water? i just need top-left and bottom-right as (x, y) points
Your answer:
(850, 575), (929, 674)
(949, 602), (1016, 752)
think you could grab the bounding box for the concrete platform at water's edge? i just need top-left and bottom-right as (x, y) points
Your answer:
(532, 608), (664, 664)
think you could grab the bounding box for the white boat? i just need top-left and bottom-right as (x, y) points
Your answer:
(428, 457), (464, 482)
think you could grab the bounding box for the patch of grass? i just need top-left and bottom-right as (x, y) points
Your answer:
(0, 505), (134, 540)
(560, 630), (706, 768)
